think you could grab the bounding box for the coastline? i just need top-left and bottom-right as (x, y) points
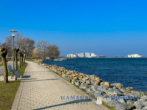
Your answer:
(39, 61), (147, 110)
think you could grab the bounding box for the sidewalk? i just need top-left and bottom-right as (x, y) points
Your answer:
(11, 61), (109, 110)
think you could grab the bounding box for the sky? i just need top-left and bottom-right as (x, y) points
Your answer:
(0, 0), (147, 56)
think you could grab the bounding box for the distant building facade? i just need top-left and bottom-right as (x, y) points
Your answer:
(67, 54), (76, 58)
(128, 54), (141, 58)
(67, 52), (97, 58)
(91, 53), (97, 57)
(77, 53), (85, 57)
(85, 52), (91, 57)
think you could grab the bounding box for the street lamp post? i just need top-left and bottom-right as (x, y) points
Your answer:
(9, 30), (17, 79)
(24, 50), (25, 64)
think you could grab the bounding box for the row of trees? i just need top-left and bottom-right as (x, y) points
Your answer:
(0, 47), (25, 83)
(32, 42), (60, 60)
(0, 33), (60, 60)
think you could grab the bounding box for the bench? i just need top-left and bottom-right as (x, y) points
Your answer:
(8, 65), (20, 78)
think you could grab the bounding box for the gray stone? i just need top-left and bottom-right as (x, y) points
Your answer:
(113, 91), (123, 96)
(120, 88), (127, 92)
(80, 79), (85, 83)
(113, 86), (117, 89)
(91, 80), (97, 84)
(108, 100), (127, 110)
(134, 97), (147, 109)
(75, 81), (80, 86)
(142, 96), (147, 102)
(108, 88), (113, 91)
(131, 91), (141, 97)
(62, 74), (68, 78)
(67, 77), (72, 82)
(87, 88), (95, 95)
(142, 106), (147, 110)
(86, 80), (91, 85)
(134, 100), (144, 109)
(126, 100), (134, 106)
(118, 98), (126, 104)
(80, 83), (88, 89)
(95, 90), (106, 97)
(72, 79), (77, 83)
(111, 83), (124, 89)
(97, 85), (109, 93)
(91, 85), (99, 92)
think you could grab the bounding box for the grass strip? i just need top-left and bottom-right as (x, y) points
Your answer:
(0, 62), (28, 110)
(25, 59), (35, 62)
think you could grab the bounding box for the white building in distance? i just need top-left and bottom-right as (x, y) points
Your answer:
(67, 54), (76, 58)
(77, 53), (85, 57)
(67, 52), (97, 58)
(128, 54), (141, 58)
(91, 53), (97, 57)
(85, 52), (91, 57)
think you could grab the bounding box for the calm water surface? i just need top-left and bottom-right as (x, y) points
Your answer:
(44, 58), (147, 92)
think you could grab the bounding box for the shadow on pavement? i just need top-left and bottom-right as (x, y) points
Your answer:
(22, 78), (59, 82)
(21, 75), (30, 78)
(33, 99), (92, 110)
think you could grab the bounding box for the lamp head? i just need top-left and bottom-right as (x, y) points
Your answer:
(9, 30), (18, 36)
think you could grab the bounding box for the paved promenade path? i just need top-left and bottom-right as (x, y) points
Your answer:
(11, 61), (109, 110)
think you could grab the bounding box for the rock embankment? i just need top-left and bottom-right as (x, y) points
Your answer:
(39, 62), (147, 110)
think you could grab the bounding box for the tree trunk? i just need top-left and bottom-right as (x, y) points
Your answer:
(21, 55), (23, 66)
(15, 52), (17, 70)
(19, 54), (21, 68)
(2, 56), (8, 83)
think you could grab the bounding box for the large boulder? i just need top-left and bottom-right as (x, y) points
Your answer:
(86, 88), (95, 95)
(94, 90), (106, 97)
(66, 77), (72, 82)
(102, 95), (114, 103)
(126, 100), (135, 106)
(94, 81), (101, 85)
(98, 85), (109, 93)
(91, 80), (97, 84)
(75, 81), (80, 86)
(126, 87), (135, 91)
(86, 80), (91, 85)
(80, 83), (88, 89)
(111, 83), (124, 89)
(134, 96), (147, 109)
(108, 100), (131, 110)
(104, 82), (111, 87)
(113, 91), (123, 96)
(91, 85), (99, 92)
(62, 74), (68, 78)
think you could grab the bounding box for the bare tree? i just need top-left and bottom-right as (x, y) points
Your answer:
(5, 33), (35, 58)
(37, 41), (49, 59)
(15, 33), (23, 49)
(46, 45), (60, 60)
(32, 48), (42, 58)
(5, 36), (13, 57)
(20, 38), (35, 58)
(1, 43), (12, 58)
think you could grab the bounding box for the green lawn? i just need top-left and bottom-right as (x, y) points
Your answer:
(0, 63), (3, 66)
(25, 58), (35, 62)
(0, 63), (28, 110)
